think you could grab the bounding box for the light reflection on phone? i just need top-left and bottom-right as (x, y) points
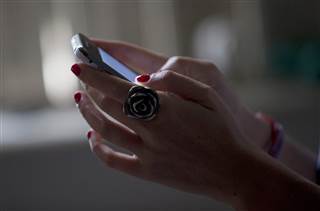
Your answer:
(98, 48), (138, 82)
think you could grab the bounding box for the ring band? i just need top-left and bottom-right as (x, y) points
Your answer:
(123, 85), (159, 120)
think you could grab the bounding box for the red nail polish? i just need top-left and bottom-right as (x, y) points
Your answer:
(74, 91), (82, 103)
(136, 74), (150, 83)
(87, 130), (92, 139)
(71, 64), (81, 76)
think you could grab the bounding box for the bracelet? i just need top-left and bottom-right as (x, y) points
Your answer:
(255, 112), (284, 158)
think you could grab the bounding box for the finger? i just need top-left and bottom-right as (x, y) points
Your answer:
(91, 39), (168, 74)
(76, 91), (143, 153)
(85, 86), (149, 131)
(137, 70), (220, 110)
(87, 84), (169, 130)
(89, 130), (142, 177)
(158, 56), (221, 87)
(71, 63), (132, 103)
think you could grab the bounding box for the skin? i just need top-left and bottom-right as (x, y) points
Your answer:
(71, 39), (320, 210)
(89, 39), (317, 181)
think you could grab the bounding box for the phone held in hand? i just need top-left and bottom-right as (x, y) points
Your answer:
(71, 33), (138, 82)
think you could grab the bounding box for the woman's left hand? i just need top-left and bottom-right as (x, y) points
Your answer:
(71, 61), (254, 207)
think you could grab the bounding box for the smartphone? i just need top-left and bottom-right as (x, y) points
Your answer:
(71, 33), (138, 82)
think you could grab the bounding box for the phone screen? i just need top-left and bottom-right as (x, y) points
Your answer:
(98, 47), (138, 82)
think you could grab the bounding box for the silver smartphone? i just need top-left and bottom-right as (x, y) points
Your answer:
(71, 33), (138, 82)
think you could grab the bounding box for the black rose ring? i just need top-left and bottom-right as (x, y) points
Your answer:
(123, 85), (159, 120)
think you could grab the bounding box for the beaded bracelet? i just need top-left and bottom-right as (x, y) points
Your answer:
(255, 113), (284, 158)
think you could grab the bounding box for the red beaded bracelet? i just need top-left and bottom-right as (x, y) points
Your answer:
(255, 112), (284, 158)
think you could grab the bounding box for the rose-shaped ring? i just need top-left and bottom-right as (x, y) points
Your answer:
(123, 85), (160, 121)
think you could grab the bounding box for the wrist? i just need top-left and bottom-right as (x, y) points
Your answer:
(233, 149), (289, 211)
(203, 139), (258, 208)
(233, 149), (320, 211)
(206, 145), (263, 209)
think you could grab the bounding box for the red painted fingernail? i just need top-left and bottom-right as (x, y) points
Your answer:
(74, 91), (82, 103)
(71, 64), (81, 76)
(136, 74), (150, 83)
(87, 130), (92, 140)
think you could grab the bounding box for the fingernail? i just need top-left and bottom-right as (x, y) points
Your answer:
(87, 130), (97, 151)
(136, 74), (150, 83)
(74, 91), (82, 104)
(87, 130), (93, 140)
(71, 64), (81, 76)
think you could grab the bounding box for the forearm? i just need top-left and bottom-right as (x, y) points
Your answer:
(279, 136), (317, 182)
(235, 150), (320, 211)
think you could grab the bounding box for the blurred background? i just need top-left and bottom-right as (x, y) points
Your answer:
(1, 0), (319, 210)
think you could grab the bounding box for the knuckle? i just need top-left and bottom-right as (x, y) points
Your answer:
(159, 69), (174, 81)
(203, 86), (214, 98)
(203, 87), (218, 109)
(168, 56), (187, 67)
(203, 60), (217, 70)
(103, 153), (116, 168)
(203, 61), (221, 76)
(99, 121), (111, 135)
(80, 102), (91, 118)
(153, 70), (174, 88)
(161, 90), (176, 99)
(98, 96), (109, 109)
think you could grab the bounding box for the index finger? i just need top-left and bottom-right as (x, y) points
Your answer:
(74, 63), (132, 103)
(91, 39), (168, 74)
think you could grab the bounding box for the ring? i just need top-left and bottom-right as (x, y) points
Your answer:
(123, 85), (159, 120)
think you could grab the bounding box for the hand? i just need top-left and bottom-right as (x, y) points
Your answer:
(71, 61), (254, 207)
(71, 39), (320, 211)
(89, 40), (271, 150)
(146, 56), (272, 150)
